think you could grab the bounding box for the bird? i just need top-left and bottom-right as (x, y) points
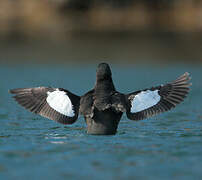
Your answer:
(10, 63), (191, 135)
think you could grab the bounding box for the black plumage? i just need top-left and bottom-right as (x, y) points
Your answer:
(126, 72), (191, 120)
(10, 63), (191, 135)
(10, 87), (80, 124)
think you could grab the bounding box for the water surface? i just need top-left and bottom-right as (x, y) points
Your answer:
(0, 64), (201, 180)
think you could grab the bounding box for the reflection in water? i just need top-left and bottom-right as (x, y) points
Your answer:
(45, 133), (68, 144)
(49, 141), (67, 144)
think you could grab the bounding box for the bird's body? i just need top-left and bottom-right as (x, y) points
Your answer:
(80, 90), (125, 135)
(80, 63), (126, 134)
(10, 63), (191, 135)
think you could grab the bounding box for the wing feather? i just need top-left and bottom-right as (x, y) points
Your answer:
(10, 87), (80, 124)
(126, 72), (191, 120)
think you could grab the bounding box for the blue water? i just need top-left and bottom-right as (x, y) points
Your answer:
(0, 64), (202, 180)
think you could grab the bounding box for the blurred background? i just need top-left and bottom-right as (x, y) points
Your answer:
(0, 0), (202, 65)
(1, 2), (202, 179)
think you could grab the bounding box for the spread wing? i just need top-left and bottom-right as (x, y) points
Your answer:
(125, 72), (191, 120)
(10, 87), (80, 124)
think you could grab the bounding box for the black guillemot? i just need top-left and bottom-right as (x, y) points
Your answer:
(10, 63), (191, 135)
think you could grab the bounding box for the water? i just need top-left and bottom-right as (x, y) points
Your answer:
(0, 64), (202, 180)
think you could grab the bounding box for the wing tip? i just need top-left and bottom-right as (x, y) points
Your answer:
(9, 89), (18, 94)
(185, 72), (192, 82)
(9, 88), (30, 94)
(173, 72), (192, 86)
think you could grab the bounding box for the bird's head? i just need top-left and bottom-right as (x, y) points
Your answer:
(96, 63), (112, 80)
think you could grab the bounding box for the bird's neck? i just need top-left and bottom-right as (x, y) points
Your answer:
(94, 77), (115, 95)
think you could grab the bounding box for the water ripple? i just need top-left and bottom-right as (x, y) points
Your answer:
(0, 65), (202, 180)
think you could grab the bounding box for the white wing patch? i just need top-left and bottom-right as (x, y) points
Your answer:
(130, 90), (160, 113)
(46, 89), (75, 117)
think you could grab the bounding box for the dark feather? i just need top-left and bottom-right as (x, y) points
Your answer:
(10, 87), (80, 124)
(126, 72), (191, 120)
